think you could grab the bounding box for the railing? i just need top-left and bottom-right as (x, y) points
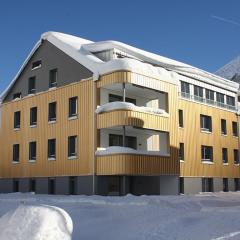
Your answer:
(179, 92), (237, 111)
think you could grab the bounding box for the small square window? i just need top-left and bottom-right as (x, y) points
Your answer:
(32, 60), (42, 70)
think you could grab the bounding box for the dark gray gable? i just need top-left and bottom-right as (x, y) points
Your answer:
(3, 40), (93, 102)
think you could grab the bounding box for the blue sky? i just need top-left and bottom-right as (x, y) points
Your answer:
(0, 0), (239, 93)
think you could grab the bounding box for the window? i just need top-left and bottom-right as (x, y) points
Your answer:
(109, 94), (136, 105)
(222, 148), (228, 164)
(226, 96), (235, 107)
(178, 109), (183, 128)
(48, 102), (56, 122)
(49, 69), (57, 88)
(13, 144), (20, 162)
(28, 76), (36, 94)
(14, 111), (21, 129)
(205, 89), (214, 103)
(221, 119), (227, 135)
(13, 92), (21, 100)
(68, 136), (77, 158)
(29, 141), (36, 161)
(202, 178), (213, 192)
(69, 177), (77, 195)
(48, 139), (56, 160)
(223, 178), (229, 192)
(180, 81), (190, 94)
(232, 121), (238, 137)
(234, 149), (239, 165)
(179, 177), (184, 194)
(69, 97), (78, 118)
(30, 107), (37, 126)
(201, 145), (213, 162)
(32, 60), (41, 70)
(234, 178), (240, 191)
(200, 114), (212, 132)
(194, 85), (203, 101)
(30, 179), (36, 192)
(13, 179), (19, 192)
(179, 143), (184, 161)
(216, 92), (224, 105)
(48, 178), (55, 194)
(109, 134), (137, 150)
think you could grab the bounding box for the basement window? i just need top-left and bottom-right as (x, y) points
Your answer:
(48, 139), (56, 160)
(32, 60), (42, 70)
(29, 141), (36, 161)
(68, 136), (77, 159)
(48, 102), (56, 122)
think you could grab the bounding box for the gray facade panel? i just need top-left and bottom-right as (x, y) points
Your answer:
(4, 41), (92, 102)
(160, 176), (179, 195)
(213, 178), (223, 192)
(228, 178), (235, 191)
(35, 177), (49, 194)
(19, 178), (30, 193)
(184, 177), (202, 194)
(76, 176), (93, 195)
(55, 177), (69, 195)
(0, 179), (13, 193)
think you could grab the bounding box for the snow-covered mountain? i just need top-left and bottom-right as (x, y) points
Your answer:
(215, 56), (240, 83)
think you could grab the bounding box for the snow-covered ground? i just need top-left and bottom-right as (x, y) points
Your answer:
(0, 192), (240, 240)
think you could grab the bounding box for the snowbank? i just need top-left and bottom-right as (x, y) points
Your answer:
(95, 146), (170, 157)
(0, 204), (73, 240)
(96, 101), (168, 116)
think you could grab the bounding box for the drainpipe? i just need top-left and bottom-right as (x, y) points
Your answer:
(123, 83), (126, 147)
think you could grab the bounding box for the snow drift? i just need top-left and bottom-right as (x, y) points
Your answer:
(0, 204), (73, 240)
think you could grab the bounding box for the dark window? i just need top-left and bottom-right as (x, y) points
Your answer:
(48, 102), (56, 122)
(226, 96), (235, 106)
(232, 122), (238, 137)
(68, 136), (77, 158)
(178, 109), (184, 128)
(221, 119), (227, 135)
(13, 179), (19, 192)
(48, 178), (55, 194)
(201, 145), (213, 162)
(205, 89), (214, 103)
(28, 76), (36, 94)
(14, 111), (21, 129)
(234, 149), (239, 164)
(29, 141), (36, 161)
(32, 60), (41, 69)
(180, 81), (190, 94)
(49, 69), (57, 88)
(109, 134), (137, 150)
(216, 92), (224, 104)
(202, 178), (213, 192)
(109, 94), (136, 105)
(13, 144), (20, 162)
(69, 176), (77, 195)
(30, 107), (37, 126)
(179, 143), (184, 161)
(223, 178), (229, 192)
(200, 114), (212, 132)
(13, 92), (21, 100)
(48, 139), (56, 159)
(222, 148), (228, 164)
(30, 179), (36, 192)
(69, 97), (78, 118)
(194, 86), (203, 101)
(179, 177), (184, 194)
(234, 178), (240, 191)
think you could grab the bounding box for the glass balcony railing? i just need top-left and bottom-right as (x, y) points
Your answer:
(179, 92), (237, 111)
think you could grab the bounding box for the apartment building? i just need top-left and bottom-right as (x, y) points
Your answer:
(0, 32), (239, 195)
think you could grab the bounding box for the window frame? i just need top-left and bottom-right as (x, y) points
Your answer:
(28, 76), (36, 94)
(69, 97), (78, 119)
(14, 111), (21, 129)
(68, 136), (77, 159)
(232, 121), (238, 137)
(178, 109), (184, 128)
(200, 114), (212, 132)
(48, 102), (57, 122)
(234, 149), (239, 165)
(49, 68), (58, 88)
(201, 145), (213, 162)
(48, 139), (56, 160)
(221, 119), (227, 135)
(30, 107), (37, 127)
(222, 148), (228, 164)
(12, 144), (20, 163)
(179, 143), (184, 161)
(29, 141), (37, 162)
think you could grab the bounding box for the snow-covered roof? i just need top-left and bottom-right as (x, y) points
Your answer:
(1, 31), (239, 102)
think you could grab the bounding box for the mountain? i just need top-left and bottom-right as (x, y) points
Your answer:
(215, 56), (240, 83)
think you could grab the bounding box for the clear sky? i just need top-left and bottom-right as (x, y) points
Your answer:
(0, 0), (239, 93)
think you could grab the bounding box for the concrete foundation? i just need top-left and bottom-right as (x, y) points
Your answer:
(19, 178), (30, 193)
(160, 176), (179, 195)
(184, 177), (202, 194)
(55, 177), (69, 195)
(76, 176), (93, 195)
(35, 178), (49, 194)
(0, 179), (13, 193)
(213, 178), (223, 192)
(228, 178), (235, 191)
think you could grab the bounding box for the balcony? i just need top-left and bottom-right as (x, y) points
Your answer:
(179, 92), (237, 111)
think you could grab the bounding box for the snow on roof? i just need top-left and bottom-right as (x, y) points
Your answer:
(1, 31), (239, 102)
